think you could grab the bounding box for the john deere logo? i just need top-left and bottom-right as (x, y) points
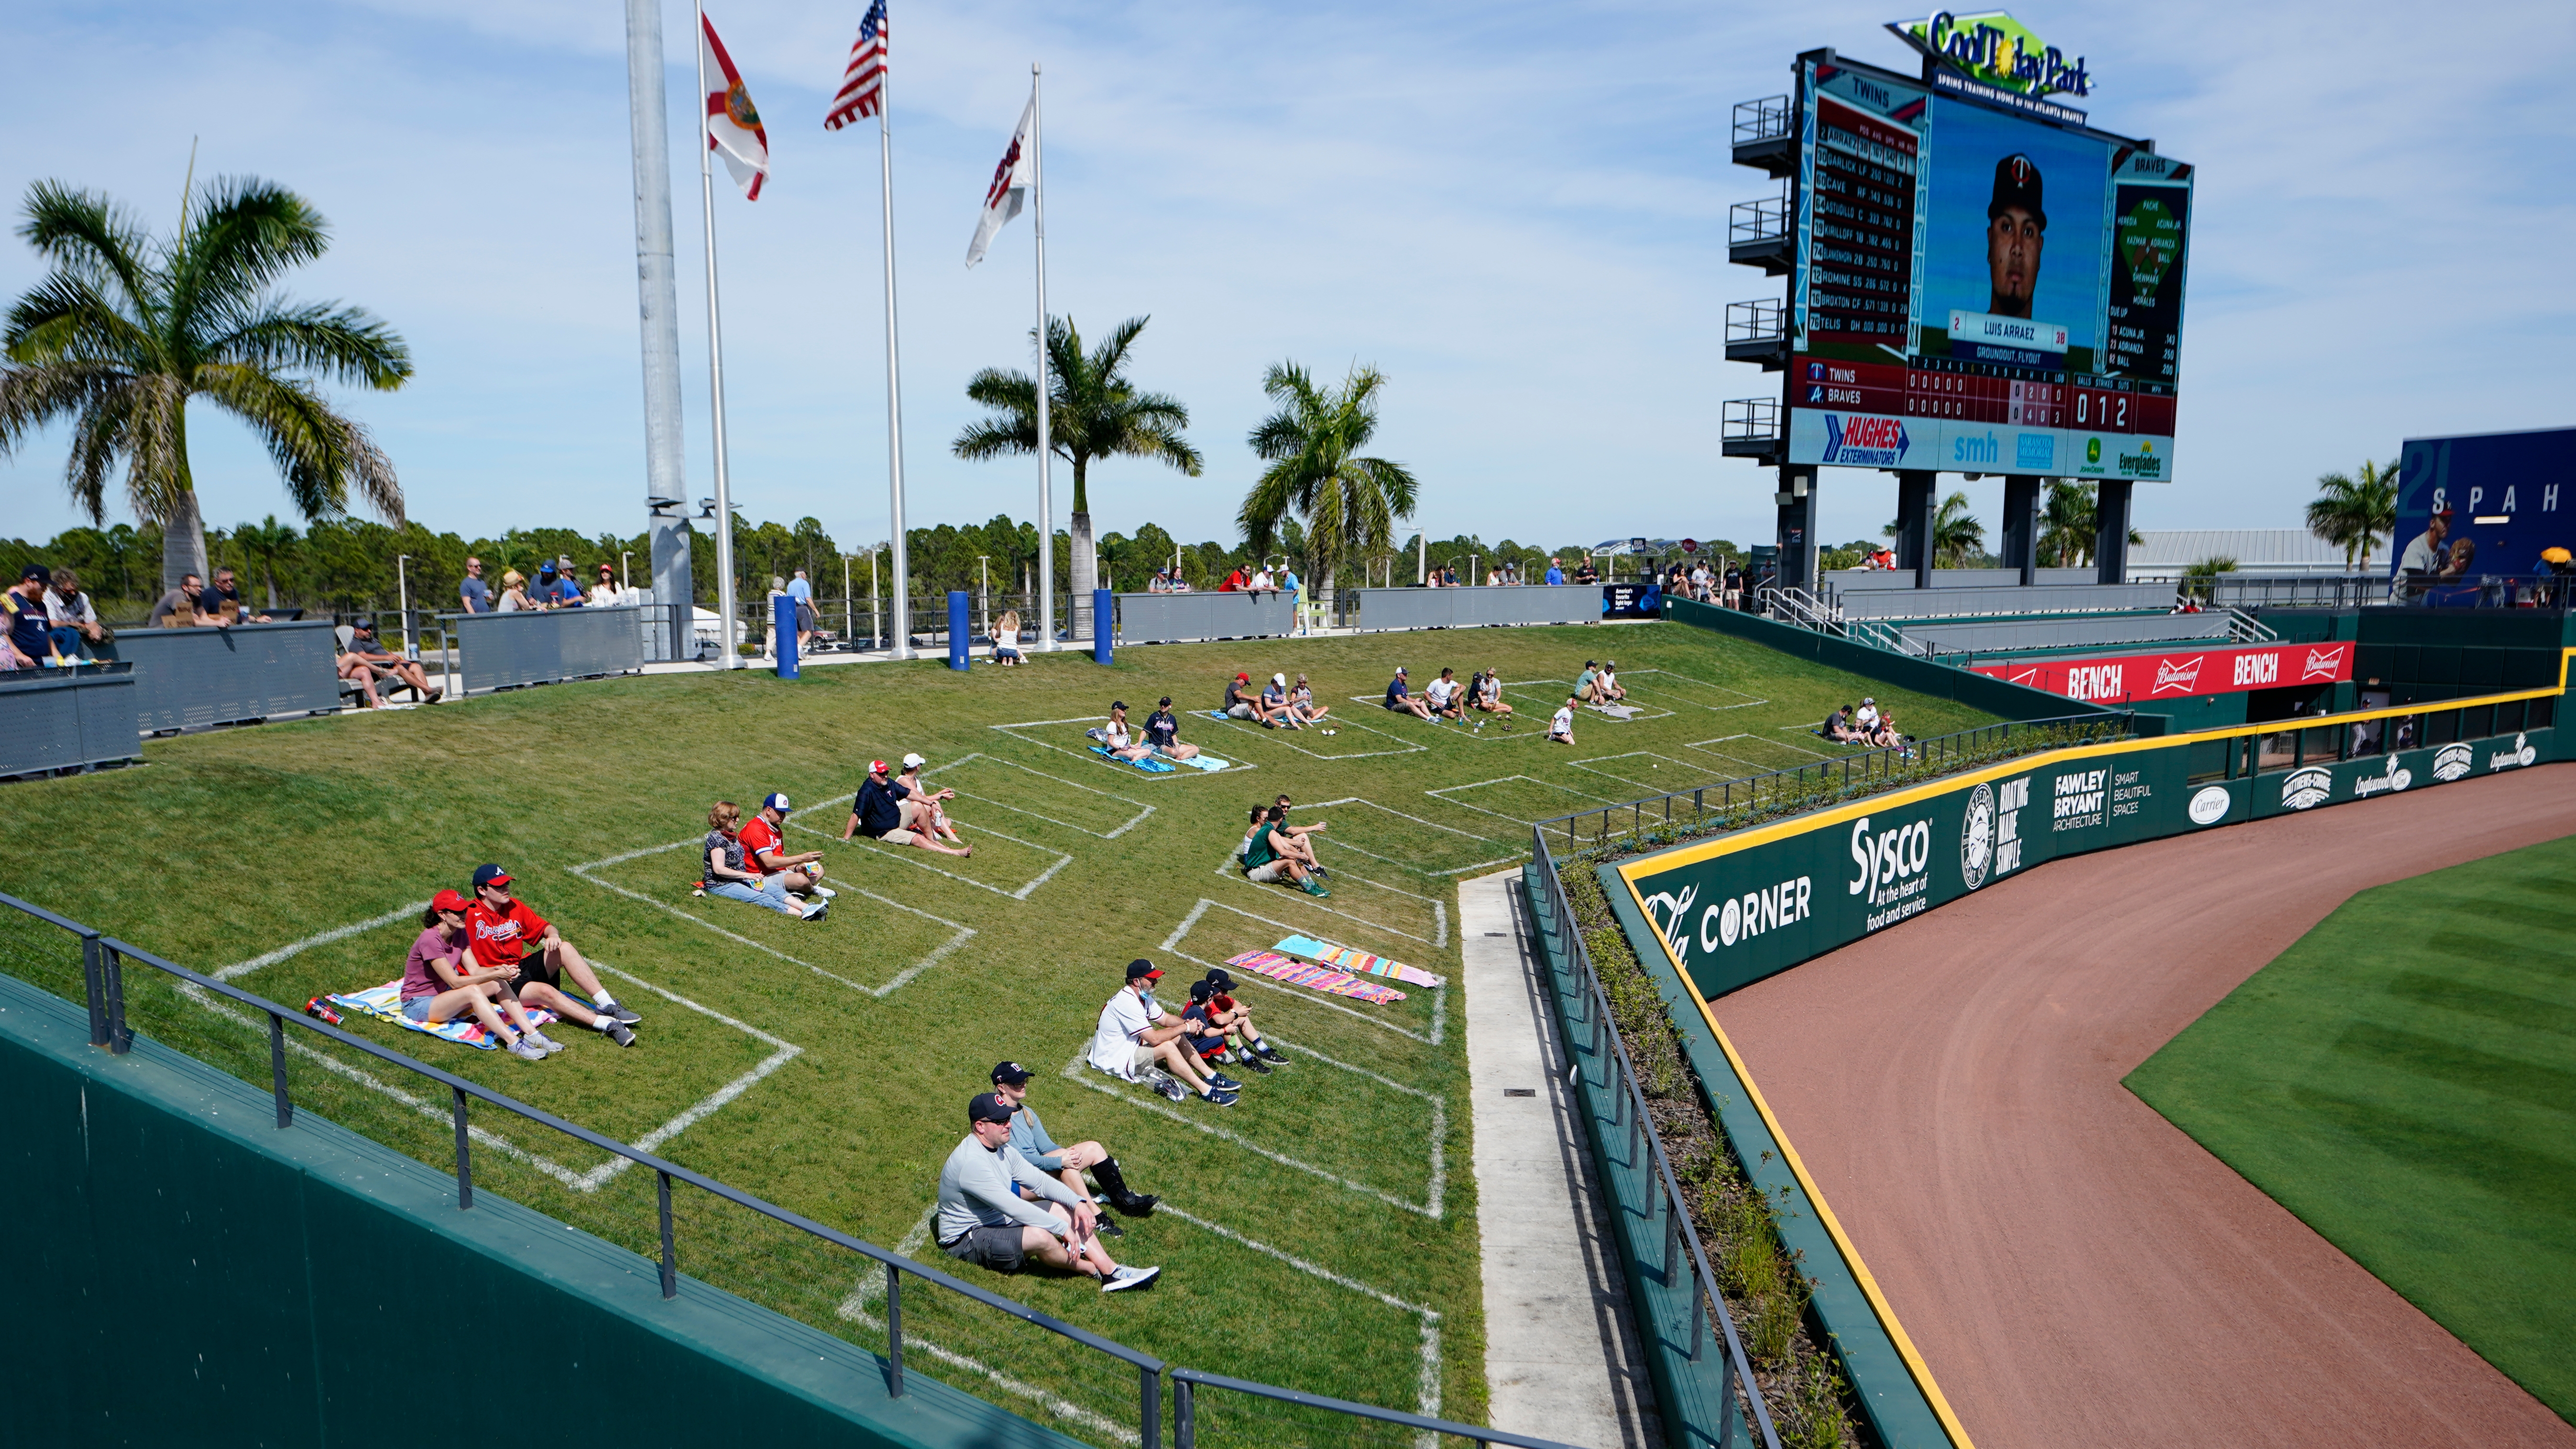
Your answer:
(2085, 437), (2102, 464)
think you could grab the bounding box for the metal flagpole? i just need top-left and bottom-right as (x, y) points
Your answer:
(696, 1), (741, 670)
(1030, 63), (1055, 651)
(878, 75), (914, 657)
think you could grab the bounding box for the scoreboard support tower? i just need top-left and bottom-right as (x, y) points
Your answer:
(2001, 474), (2040, 585)
(1894, 470), (1936, 589)
(2095, 479), (2135, 584)
(1776, 467), (1819, 592)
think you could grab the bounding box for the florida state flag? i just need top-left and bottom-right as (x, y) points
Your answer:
(701, 12), (770, 199)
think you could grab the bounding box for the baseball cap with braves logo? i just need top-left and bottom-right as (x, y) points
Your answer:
(471, 864), (513, 891)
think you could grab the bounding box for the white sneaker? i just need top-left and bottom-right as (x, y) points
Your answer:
(1102, 1265), (1162, 1293)
(525, 1031), (566, 1055)
(810, 884), (839, 899)
(506, 1037), (548, 1062)
(800, 900), (829, 920)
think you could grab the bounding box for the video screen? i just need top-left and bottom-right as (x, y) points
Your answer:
(1785, 58), (2192, 478)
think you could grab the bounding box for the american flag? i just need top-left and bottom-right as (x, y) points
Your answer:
(824, 0), (888, 130)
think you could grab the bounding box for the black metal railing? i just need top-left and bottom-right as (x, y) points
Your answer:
(1721, 397), (1782, 446)
(1732, 95), (1791, 147)
(1539, 714), (2136, 850)
(1522, 831), (1780, 1449)
(1727, 187), (1792, 247)
(1723, 298), (1786, 347)
(0, 889), (1582, 1449)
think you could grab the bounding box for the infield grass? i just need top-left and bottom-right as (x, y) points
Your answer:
(0, 619), (1993, 1445)
(2126, 835), (2576, 1425)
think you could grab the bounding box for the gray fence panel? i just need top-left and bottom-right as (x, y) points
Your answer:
(451, 608), (649, 693)
(0, 669), (142, 776)
(113, 622), (345, 733)
(1112, 591), (1295, 643)
(1350, 585), (1602, 632)
(1826, 568), (2099, 591)
(1838, 582), (2175, 619)
(1902, 612), (2235, 654)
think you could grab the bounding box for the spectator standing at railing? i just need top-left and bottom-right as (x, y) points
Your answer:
(44, 569), (106, 660)
(496, 570), (533, 611)
(787, 568), (817, 653)
(5, 567), (63, 666)
(149, 572), (202, 628)
(197, 567), (272, 626)
(1545, 556), (1565, 586)
(460, 557), (492, 612)
(590, 563), (622, 608)
(1276, 562), (1302, 633)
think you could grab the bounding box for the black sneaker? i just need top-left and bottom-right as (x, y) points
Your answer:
(1255, 1043), (1287, 1064)
(1155, 1077), (1188, 1103)
(1201, 1088), (1238, 1107)
(1239, 1053), (1272, 1075)
(603, 1021), (638, 1047)
(600, 1002), (643, 1025)
(1097, 1218), (1125, 1238)
(1205, 1073), (1243, 1093)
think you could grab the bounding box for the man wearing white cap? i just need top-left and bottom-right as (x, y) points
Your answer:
(1254, 671), (1300, 729)
(739, 792), (834, 902)
(894, 754), (967, 845)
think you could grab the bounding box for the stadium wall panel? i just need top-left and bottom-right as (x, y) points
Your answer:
(0, 973), (1081, 1449)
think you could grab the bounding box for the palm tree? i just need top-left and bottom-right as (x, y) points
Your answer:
(230, 514), (301, 608)
(953, 315), (1199, 637)
(2036, 480), (2144, 567)
(1238, 362), (1419, 606)
(0, 177), (412, 591)
(2180, 554), (2237, 604)
(1882, 491), (1986, 567)
(2306, 459), (2396, 570)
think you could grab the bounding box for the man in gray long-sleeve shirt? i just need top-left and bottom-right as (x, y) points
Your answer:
(937, 1093), (1162, 1293)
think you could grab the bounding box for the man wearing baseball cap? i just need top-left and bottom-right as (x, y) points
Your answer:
(1086, 960), (1238, 1105)
(936, 1091), (1160, 1292)
(3, 565), (63, 667)
(1985, 152), (2047, 320)
(464, 865), (638, 1045)
(1220, 671), (1258, 720)
(739, 792), (834, 904)
(1384, 665), (1433, 719)
(844, 759), (972, 857)
(1141, 697), (1201, 762)
(2398, 507), (2454, 588)
(990, 1061), (1159, 1229)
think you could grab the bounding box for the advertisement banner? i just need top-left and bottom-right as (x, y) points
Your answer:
(1967, 641), (2354, 702)
(1615, 723), (2554, 1002)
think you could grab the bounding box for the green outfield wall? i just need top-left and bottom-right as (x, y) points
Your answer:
(0, 971), (1080, 1449)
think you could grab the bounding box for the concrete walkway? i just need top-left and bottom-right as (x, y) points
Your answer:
(1459, 868), (1662, 1449)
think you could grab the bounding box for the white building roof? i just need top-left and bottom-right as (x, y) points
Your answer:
(2128, 529), (2358, 576)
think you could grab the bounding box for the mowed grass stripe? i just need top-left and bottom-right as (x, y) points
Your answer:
(2126, 834), (2576, 1421)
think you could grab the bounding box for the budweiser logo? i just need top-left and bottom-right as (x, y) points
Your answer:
(2302, 647), (2345, 680)
(2152, 657), (2203, 694)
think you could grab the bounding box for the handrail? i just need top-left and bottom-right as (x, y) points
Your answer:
(1172, 1367), (1586, 1449)
(1534, 713), (2133, 851)
(0, 890), (1598, 1448)
(1523, 830), (1780, 1449)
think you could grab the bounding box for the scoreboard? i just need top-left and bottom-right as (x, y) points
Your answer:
(1784, 55), (2192, 480)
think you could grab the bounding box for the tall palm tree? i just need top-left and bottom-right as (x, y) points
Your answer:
(2036, 480), (2144, 568)
(0, 177), (412, 591)
(2306, 458), (2397, 570)
(230, 514), (301, 608)
(1238, 362), (1418, 603)
(953, 315), (1199, 636)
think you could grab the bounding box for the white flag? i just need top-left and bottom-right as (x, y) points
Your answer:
(965, 98), (1034, 268)
(702, 12), (770, 200)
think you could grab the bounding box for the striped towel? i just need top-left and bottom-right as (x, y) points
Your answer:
(1273, 935), (1445, 988)
(326, 981), (559, 1051)
(1225, 949), (1405, 1005)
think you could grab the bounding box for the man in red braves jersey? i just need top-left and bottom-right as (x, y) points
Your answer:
(465, 865), (639, 1046)
(739, 793), (833, 903)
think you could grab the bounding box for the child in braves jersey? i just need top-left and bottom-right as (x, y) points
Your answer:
(464, 864), (640, 1046)
(1198, 968), (1285, 1069)
(738, 792), (834, 902)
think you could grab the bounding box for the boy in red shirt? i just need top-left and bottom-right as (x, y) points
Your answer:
(465, 865), (639, 1046)
(1198, 967), (1285, 1068)
(738, 793), (834, 903)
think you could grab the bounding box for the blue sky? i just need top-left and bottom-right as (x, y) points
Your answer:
(5, 0), (2573, 557)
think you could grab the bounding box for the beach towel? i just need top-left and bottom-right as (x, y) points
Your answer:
(1200, 710), (1232, 722)
(1585, 703), (1643, 721)
(325, 981), (559, 1051)
(1179, 754), (1231, 772)
(1272, 934), (1446, 988)
(1089, 746), (1178, 773)
(1224, 949), (1406, 1005)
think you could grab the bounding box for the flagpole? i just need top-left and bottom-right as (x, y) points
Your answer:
(1030, 63), (1055, 651)
(878, 79), (913, 658)
(696, 1), (741, 670)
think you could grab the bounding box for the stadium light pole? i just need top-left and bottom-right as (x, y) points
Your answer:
(395, 555), (411, 658)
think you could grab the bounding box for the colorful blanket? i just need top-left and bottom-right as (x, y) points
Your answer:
(325, 981), (559, 1051)
(1273, 934), (1446, 988)
(1089, 745), (1178, 773)
(1225, 949), (1406, 1005)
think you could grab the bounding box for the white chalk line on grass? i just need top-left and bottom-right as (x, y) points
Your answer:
(1617, 668), (1768, 712)
(1207, 845), (1445, 948)
(189, 938), (802, 1192)
(990, 718), (1265, 779)
(215, 901), (428, 981)
(1568, 750), (1721, 794)
(1294, 797), (1524, 878)
(833, 1205), (1142, 1445)
(1425, 774), (1618, 829)
(1686, 732), (1837, 773)
(836, 1200), (1443, 1442)
(783, 801), (1073, 903)
(568, 836), (974, 999)
(1161, 899), (1445, 1048)
(925, 751), (1155, 839)
(1195, 709), (1427, 761)
(1063, 1052), (1446, 1219)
